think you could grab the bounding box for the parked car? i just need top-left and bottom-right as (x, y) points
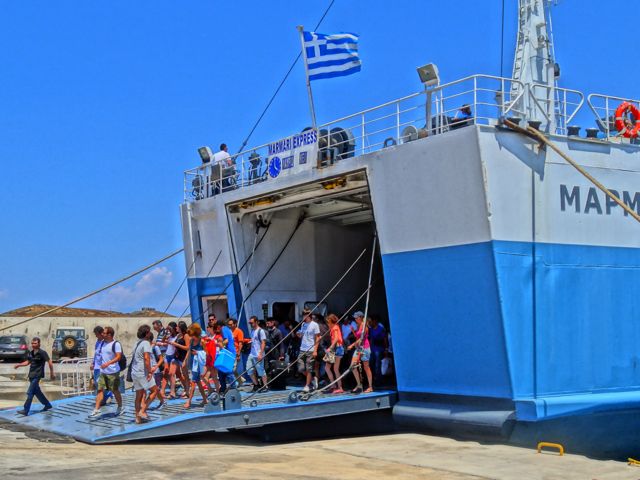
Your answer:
(51, 327), (87, 362)
(0, 335), (29, 362)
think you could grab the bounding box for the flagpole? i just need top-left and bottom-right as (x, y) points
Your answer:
(297, 25), (318, 130)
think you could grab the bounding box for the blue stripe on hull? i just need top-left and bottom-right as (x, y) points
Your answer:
(382, 242), (513, 398)
(382, 240), (640, 420)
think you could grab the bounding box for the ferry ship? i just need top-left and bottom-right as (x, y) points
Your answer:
(179, 0), (640, 456)
(3, 0), (640, 456)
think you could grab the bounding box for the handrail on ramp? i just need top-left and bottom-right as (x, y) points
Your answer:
(59, 357), (94, 397)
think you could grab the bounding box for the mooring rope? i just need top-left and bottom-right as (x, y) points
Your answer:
(0, 248), (185, 332)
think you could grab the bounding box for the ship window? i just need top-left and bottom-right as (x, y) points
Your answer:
(272, 302), (296, 324)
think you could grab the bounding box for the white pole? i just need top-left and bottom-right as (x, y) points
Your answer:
(297, 25), (318, 130)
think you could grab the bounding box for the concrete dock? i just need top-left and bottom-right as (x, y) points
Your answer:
(1, 370), (638, 479)
(1, 393), (638, 479)
(1, 424), (638, 479)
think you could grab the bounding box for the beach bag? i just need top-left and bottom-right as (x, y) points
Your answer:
(381, 356), (393, 376)
(192, 350), (207, 373)
(214, 348), (235, 374)
(323, 348), (336, 364)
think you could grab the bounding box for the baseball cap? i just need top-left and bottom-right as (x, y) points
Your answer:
(353, 311), (365, 318)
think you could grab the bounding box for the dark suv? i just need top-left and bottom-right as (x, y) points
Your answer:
(52, 327), (87, 361)
(0, 335), (29, 361)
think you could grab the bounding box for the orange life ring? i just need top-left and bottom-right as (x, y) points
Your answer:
(615, 101), (640, 138)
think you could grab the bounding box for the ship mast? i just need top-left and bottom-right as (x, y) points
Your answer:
(510, 0), (556, 126)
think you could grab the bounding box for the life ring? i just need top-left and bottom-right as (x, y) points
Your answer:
(615, 102), (640, 138)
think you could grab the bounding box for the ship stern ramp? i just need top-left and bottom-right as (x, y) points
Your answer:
(0, 389), (395, 444)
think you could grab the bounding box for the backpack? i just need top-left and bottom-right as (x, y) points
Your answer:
(111, 341), (127, 371)
(125, 341), (141, 383)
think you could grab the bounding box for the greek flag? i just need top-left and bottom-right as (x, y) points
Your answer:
(303, 31), (361, 81)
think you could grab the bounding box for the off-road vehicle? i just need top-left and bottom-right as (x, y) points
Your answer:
(51, 327), (87, 361)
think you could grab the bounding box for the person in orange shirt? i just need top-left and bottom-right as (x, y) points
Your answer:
(228, 318), (246, 386)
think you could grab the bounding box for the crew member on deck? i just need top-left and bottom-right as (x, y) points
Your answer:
(451, 103), (473, 129)
(212, 143), (236, 192)
(212, 143), (231, 165)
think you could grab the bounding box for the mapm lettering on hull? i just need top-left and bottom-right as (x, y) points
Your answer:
(560, 184), (640, 216)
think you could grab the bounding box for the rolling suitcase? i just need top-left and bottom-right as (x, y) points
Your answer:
(268, 359), (288, 390)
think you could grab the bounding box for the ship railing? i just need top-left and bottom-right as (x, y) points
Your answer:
(527, 84), (584, 135)
(317, 75), (527, 156)
(183, 74), (535, 202)
(185, 144), (277, 201)
(423, 74), (527, 137)
(59, 356), (94, 397)
(586, 93), (640, 141)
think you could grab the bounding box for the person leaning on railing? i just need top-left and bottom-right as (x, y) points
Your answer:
(450, 104), (473, 129)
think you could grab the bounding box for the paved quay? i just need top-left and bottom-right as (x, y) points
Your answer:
(0, 384), (636, 480)
(0, 410), (637, 480)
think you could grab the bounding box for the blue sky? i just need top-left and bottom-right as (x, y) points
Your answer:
(0, 1), (637, 315)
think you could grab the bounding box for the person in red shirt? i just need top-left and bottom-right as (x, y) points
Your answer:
(202, 324), (220, 393)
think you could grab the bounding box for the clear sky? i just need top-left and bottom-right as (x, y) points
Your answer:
(0, 1), (637, 315)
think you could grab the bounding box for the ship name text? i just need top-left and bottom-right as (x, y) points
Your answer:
(560, 184), (640, 216)
(268, 130), (318, 156)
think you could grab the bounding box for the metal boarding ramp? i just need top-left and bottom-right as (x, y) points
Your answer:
(0, 388), (395, 444)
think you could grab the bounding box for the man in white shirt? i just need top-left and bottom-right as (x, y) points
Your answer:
(212, 143), (236, 192)
(246, 316), (268, 392)
(90, 326), (124, 417)
(212, 143), (231, 165)
(296, 309), (320, 393)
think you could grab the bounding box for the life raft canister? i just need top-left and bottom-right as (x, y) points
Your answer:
(615, 101), (640, 138)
